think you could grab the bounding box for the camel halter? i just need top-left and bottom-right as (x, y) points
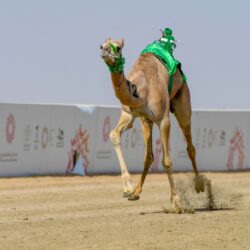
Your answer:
(105, 43), (125, 74)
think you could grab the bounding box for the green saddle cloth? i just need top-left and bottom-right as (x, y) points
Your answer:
(141, 41), (186, 94)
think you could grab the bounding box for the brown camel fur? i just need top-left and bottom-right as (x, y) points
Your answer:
(100, 38), (205, 212)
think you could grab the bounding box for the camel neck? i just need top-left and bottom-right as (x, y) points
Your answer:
(111, 71), (141, 108)
(111, 72), (125, 88)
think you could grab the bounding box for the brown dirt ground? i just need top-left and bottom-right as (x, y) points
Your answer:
(0, 172), (249, 250)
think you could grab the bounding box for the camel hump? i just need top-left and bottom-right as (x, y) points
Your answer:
(141, 41), (179, 77)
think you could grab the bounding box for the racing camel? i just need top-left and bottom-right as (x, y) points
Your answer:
(100, 29), (205, 212)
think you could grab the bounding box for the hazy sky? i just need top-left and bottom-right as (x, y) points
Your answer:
(0, 0), (249, 109)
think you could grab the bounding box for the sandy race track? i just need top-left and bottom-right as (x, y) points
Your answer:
(0, 172), (249, 250)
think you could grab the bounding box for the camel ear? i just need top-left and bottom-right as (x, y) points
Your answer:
(119, 38), (124, 48)
(105, 37), (111, 43)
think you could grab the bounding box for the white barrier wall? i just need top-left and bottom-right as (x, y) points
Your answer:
(0, 103), (97, 176)
(0, 103), (249, 176)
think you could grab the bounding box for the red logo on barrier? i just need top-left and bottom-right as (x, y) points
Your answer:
(5, 113), (15, 144)
(150, 138), (162, 172)
(66, 126), (90, 174)
(102, 115), (111, 143)
(227, 129), (245, 170)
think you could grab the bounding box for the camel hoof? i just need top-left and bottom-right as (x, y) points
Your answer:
(171, 194), (183, 213)
(123, 191), (133, 198)
(128, 194), (140, 201)
(194, 175), (205, 193)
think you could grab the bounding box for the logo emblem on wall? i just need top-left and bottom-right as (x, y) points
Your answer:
(207, 129), (213, 148)
(5, 113), (16, 144)
(23, 125), (32, 151)
(220, 130), (226, 146)
(227, 129), (245, 170)
(56, 128), (64, 148)
(41, 127), (48, 149)
(33, 125), (39, 150)
(102, 115), (111, 143)
(66, 125), (89, 175)
(57, 129), (64, 141)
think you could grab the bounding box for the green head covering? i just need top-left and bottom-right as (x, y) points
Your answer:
(160, 28), (176, 54)
(163, 28), (173, 37)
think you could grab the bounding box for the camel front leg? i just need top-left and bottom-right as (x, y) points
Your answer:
(159, 114), (183, 213)
(128, 118), (154, 201)
(110, 110), (135, 197)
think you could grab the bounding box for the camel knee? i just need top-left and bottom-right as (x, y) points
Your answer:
(109, 130), (120, 146)
(162, 158), (172, 172)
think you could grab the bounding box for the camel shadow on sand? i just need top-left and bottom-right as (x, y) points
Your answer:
(139, 206), (235, 215)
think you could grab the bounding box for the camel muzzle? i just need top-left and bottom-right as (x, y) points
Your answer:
(100, 47), (120, 60)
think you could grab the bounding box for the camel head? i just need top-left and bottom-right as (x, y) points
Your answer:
(100, 38), (124, 66)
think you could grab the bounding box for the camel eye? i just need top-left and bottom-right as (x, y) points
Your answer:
(116, 47), (121, 52)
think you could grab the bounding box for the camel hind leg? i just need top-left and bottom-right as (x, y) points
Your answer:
(110, 110), (135, 197)
(171, 83), (204, 193)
